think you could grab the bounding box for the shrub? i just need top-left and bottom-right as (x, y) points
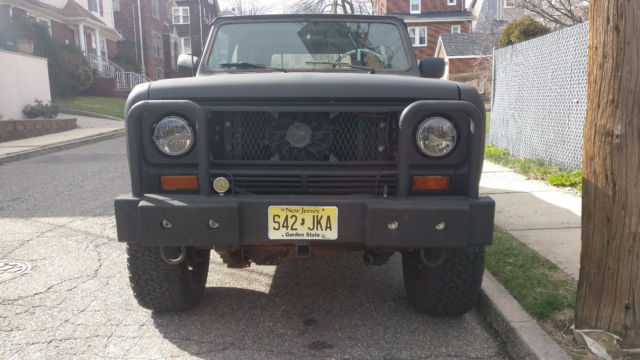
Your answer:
(23, 99), (60, 119)
(500, 17), (551, 47)
(113, 52), (142, 72)
(548, 170), (582, 191)
(48, 43), (94, 98)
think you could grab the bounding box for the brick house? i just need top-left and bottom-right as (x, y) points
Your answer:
(375, 0), (474, 58)
(173, 0), (218, 58)
(113, 0), (218, 80)
(435, 32), (498, 99)
(0, 0), (123, 60)
(0, 0), (159, 95)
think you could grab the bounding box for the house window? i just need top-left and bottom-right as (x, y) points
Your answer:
(447, 0), (456, 5)
(504, 0), (514, 7)
(408, 26), (427, 47)
(152, 0), (159, 18)
(112, 0), (120, 11)
(172, 7), (190, 24)
(90, 32), (107, 57)
(156, 67), (164, 79)
(152, 33), (163, 58)
(100, 38), (108, 59)
(166, 0), (171, 17)
(410, 0), (420, 14)
(90, 32), (97, 55)
(27, 14), (52, 36)
(179, 37), (191, 54)
(171, 40), (177, 68)
(451, 25), (461, 33)
(88, 0), (102, 15)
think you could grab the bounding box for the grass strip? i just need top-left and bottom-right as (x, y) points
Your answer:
(486, 111), (491, 133)
(486, 228), (577, 320)
(484, 145), (582, 191)
(57, 96), (126, 119)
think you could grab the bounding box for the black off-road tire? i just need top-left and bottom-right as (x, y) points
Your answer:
(127, 244), (210, 312)
(402, 246), (485, 316)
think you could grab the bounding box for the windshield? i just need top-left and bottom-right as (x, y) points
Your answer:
(206, 20), (410, 72)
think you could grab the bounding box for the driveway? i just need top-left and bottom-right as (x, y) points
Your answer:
(0, 138), (509, 359)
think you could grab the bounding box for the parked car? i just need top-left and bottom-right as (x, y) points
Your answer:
(115, 14), (494, 315)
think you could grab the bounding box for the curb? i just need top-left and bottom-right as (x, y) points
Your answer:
(478, 271), (572, 360)
(60, 109), (124, 121)
(0, 129), (124, 165)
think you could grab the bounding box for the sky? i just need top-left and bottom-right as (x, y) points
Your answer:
(216, 0), (472, 14)
(217, 0), (296, 14)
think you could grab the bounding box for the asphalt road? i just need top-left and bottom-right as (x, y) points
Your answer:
(0, 138), (509, 359)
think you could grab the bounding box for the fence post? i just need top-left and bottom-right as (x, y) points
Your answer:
(490, 46), (496, 112)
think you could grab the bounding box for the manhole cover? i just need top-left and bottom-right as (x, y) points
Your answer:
(0, 260), (32, 283)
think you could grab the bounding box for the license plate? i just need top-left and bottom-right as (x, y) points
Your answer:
(268, 206), (338, 240)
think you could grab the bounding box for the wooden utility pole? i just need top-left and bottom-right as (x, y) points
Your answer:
(576, 0), (640, 348)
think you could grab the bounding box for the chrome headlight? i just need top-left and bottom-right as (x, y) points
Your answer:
(153, 116), (194, 156)
(416, 117), (457, 157)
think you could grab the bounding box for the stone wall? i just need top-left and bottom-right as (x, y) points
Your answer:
(0, 118), (77, 142)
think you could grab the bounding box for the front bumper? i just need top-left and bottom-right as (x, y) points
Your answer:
(115, 194), (494, 248)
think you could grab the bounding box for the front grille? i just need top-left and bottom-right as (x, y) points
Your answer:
(211, 172), (397, 196)
(210, 111), (399, 162)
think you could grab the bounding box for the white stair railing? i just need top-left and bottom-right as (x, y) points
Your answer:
(85, 52), (151, 90)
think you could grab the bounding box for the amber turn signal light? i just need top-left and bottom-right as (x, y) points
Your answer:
(161, 175), (198, 190)
(412, 176), (450, 191)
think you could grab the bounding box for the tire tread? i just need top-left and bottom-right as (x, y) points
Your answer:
(402, 247), (485, 316)
(127, 244), (209, 312)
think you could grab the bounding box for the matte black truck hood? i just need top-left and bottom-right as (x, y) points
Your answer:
(146, 72), (461, 101)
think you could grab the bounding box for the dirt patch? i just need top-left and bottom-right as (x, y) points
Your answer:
(542, 309), (640, 360)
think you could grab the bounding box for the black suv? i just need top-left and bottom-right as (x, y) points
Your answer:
(115, 14), (494, 315)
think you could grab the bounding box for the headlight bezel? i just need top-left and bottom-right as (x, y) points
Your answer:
(152, 115), (195, 157)
(415, 116), (458, 158)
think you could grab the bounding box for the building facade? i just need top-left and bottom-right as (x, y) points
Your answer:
(467, 0), (522, 34)
(113, 0), (218, 80)
(434, 32), (498, 100)
(0, 0), (123, 61)
(376, 0), (474, 58)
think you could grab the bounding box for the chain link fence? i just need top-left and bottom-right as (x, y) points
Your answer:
(488, 22), (588, 170)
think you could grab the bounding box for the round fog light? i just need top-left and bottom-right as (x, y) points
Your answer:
(416, 117), (457, 157)
(212, 177), (230, 195)
(435, 221), (447, 231)
(153, 116), (194, 156)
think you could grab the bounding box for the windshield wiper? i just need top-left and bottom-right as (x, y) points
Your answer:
(219, 62), (287, 73)
(305, 61), (375, 74)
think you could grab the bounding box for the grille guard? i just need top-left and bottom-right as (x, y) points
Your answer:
(125, 100), (484, 198)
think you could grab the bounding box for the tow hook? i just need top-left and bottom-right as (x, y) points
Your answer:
(419, 248), (447, 267)
(160, 246), (187, 265)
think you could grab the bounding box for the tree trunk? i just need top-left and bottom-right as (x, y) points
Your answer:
(576, 0), (640, 348)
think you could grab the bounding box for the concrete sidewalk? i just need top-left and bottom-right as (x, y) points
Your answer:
(480, 161), (582, 280)
(0, 113), (123, 162)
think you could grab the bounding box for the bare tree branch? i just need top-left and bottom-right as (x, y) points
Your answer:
(513, 0), (588, 28)
(288, 0), (372, 14)
(230, 0), (268, 15)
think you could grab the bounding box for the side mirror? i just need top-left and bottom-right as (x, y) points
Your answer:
(177, 54), (200, 77)
(419, 57), (445, 78)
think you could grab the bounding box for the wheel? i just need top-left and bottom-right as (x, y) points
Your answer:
(401, 246), (485, 316)
(127, 244), (210, 311)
